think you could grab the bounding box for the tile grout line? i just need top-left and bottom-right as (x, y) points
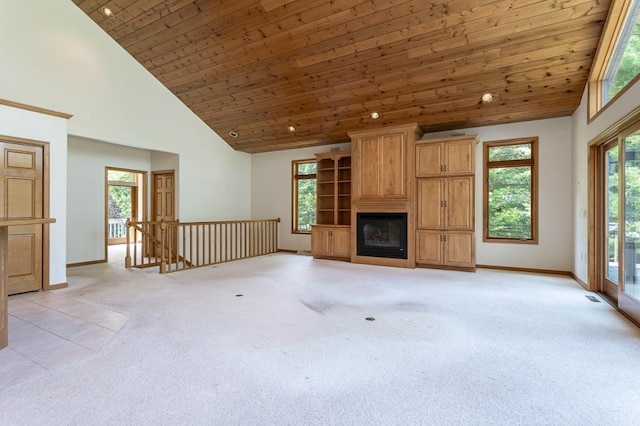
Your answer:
(10, 297), (131, 332)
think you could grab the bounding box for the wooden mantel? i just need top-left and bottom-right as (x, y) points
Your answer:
(0, 217), (55, 349)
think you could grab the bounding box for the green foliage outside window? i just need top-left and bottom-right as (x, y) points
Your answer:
(606, 8), (640, 101)
(488, 167), (532, 239)
(293, 160), (317, 232)
(486, 141), (535, 241)
(624, 134), (640, 242)
(107, 170), (136, 220)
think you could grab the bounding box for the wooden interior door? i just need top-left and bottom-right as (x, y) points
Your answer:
(153, 171), (175, 223)
(0, 142), (43, 295)
(151, 170), (175, 255)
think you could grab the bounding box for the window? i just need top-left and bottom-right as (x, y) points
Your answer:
(484, 137), (538, 243)
(292, 159), (317, 233)
(589, 0), (640, 118)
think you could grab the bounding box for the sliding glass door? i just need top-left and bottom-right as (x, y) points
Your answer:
(619, 129), (640, 321)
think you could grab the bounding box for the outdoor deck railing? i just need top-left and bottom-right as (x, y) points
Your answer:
(125, 218), (280, 273)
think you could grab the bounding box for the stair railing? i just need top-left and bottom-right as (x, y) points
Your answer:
(126, 218), (280, 273)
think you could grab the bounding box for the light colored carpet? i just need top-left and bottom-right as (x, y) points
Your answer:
(1, 252), (640, 425)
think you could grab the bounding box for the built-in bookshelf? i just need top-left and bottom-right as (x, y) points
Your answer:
(314, 151), (351, 226)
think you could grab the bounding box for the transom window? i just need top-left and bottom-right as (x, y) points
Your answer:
(483, 138), (538, 243)
(291, 159), (317, 233)
(589, 0), (640, 118)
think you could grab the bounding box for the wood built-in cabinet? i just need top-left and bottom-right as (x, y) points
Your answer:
(350, 127), (415, 201)
(415, 135), (478, 271)
(349, 123), (422, 268)
(311, 225), (351, 259)
(311, 151), (351, 260)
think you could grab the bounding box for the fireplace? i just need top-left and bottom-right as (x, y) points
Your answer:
(357, 213), (408, 259)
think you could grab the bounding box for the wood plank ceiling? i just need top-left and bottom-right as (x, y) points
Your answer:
(72, 0), (612, 153)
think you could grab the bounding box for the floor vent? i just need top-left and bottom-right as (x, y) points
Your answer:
(585, 295), (601, 303)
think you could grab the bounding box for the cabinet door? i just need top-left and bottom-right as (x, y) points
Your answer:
(380, 132), (406, 198)
(330, 227), (351, 258)
(444, 176), (473, 230)
(311, 227), (331, 257)
(356, 136), (380, 198)
(416, 143), (443, 177)
(444, 139), (474, 175)
(416, 230), (443, 265)
(444, 231), (474, 267)
(417, 179), (444, 229)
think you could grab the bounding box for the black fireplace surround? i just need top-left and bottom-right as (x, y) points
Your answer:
(356, 212), (408, 259)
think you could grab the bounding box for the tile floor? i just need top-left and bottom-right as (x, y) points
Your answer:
(1, 291), (129, 389)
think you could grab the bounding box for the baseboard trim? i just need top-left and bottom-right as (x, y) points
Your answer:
(277, 249), (297, 254)
(67, 259), (107, 268)
(46, 282), (68, 290)
(477, 264), (571, 276)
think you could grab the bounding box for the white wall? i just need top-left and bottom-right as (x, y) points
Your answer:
(0, 0), (251, 227)
(0, 104), (68, 286)
(252, 143), (350, 252)
(571, 80), (640, 284)
(423, 117), (573, 272)
(67, 136), (153, 264)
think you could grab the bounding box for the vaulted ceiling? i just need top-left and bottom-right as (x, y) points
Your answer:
(72, 0), (612, 153)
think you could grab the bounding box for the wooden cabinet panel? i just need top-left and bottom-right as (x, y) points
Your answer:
(417, 179), (443, 229)
(330, 227), (351, 258)
(445, 176), (473, 230)
(416, 136), (476, 177)
(311, 225), (350, 260)
(444, 231), (475, 267)
(416, 230), (474, 268)
(416, 143), (444, 177)
(445, 140), (474, 175)
(416, 230), (443, 265)
(357, 137), (380, 198)
(380, 133), (405, 198)
(351, 126), (417, 201)
(311, 227), (331, 257)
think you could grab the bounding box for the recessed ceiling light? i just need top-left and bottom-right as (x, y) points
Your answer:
(287, 125), (296, 133)
(101, 7), (114, 18)
(481, 93), (494, 103)
(370, 112), (381, 119)
(229, 131), (238, 138)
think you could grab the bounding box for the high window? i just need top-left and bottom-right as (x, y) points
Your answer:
(292, 159), (317, 233)
(483, 137), (538, 243)
(589, 0), (640, 118)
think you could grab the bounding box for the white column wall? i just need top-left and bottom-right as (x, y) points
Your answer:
(0, 104), (68, 286)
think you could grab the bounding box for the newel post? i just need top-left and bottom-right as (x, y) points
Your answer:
(125, 219), (132, 268)
(160, 220), (167, 274)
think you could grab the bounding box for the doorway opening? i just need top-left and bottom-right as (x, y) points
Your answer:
(105, 168), (146, 257)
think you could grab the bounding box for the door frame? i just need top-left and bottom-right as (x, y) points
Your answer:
(0, 135), (51, 290)
(596, 138), (620, 302)
(104, 167), (147, 262)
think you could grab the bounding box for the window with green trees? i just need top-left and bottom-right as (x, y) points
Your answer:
(604, 1), (640, 103)
(484, 138), (538, 243)
(292, 159), (317, 233)
(590, 0), (640, 117)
